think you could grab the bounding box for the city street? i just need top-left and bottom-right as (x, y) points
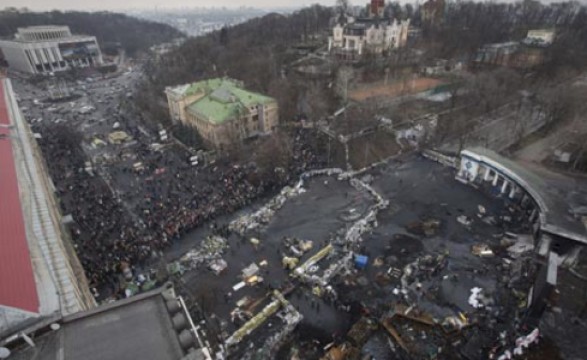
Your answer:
(11, 68), (326, 300)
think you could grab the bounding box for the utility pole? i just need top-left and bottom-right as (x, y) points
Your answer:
(364, 140), (369, 166)
(327, 136), (331, 167)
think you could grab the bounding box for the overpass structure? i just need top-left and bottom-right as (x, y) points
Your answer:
(456, 147), (587, 318)
(457, 147), (587, 246)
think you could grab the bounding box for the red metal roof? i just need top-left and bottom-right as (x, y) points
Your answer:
(0, 79), (39, 314)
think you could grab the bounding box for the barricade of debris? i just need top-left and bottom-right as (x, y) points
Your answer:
(381, 304), (454, 359)
(399, 253), (448, 301)
(229, 184), (307, 235)
(225, 290), (299, 353)
(293, 244), (335, 282)
(241, 295), (303, 360)
(179, 235), (228, 270)
(406, 219), (442, 237)
(349, 177), (389, 208)
(321, 317), (378, 360)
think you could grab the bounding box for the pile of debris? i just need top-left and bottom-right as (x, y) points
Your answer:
(229, 184), (306, 235)
(241, 294), (304, 360)
(343, 208), (380, 244)
(321, 317), (378, 360)
(283, 237), (314, 258)
(208, 258), (228, 275)
(179, 235), (228, 270)
(381, 304), (459, 359)
(349, 177), (388, 207)
(407, 219), (442, 237)
(399, 253), (448, 299)
(225, 291), (296, 349)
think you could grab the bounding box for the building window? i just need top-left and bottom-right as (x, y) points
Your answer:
(51, 48), (60, 62)
(35, 49), (43, 64)
(43, 49), (51, 63)
(25, 50), (35, 68)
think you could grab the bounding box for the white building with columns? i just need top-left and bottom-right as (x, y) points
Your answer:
(0, 26), (103, 75)
(457, 147), (587, 255)
(328, 17), (410, 56)
(456, 147), (587, 317)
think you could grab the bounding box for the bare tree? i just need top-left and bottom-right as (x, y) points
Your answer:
(222, 121), (245, 160)
(335, 66), (354, 103)
(536, 85), (574, 127)
(570, 87), (587, 170)
(268, 78), (299, 123)
(572, 133), (587, 171)
(335, 0), (350, 21)
(305, 82), (330, 124)
(463, 68), (521, 113)
(254, 132), (293, 178)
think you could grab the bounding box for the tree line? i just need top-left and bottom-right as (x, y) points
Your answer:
(138, 1), (587, 125)
(0, 9), (184, 56)
(137, 5), (335, 125)
(423, 0), (587, 72)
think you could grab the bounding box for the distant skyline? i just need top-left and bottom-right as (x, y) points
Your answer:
(2, 0), (331, 12)
(1, 0), (582, 12)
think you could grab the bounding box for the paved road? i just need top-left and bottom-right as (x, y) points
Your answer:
(515, 115), (587, 165)
(439, 101), (547, 154)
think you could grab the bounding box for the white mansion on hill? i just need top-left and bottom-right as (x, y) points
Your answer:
(328, 17), (410, 56)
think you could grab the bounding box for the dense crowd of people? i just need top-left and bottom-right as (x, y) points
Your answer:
(36, 121), (325, 297)
(121, 128), (326, 244)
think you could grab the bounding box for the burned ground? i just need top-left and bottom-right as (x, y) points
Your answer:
(171, 154), (547, 359)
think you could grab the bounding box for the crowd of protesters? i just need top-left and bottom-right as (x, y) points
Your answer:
(36, 122), (325, 297)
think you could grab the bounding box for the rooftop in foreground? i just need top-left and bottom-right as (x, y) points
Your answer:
(5, 284), (206, 360)
(0, 78), (39, 315)
(0, 77), (93, 338)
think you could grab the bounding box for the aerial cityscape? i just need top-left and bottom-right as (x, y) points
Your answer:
(128, 7), (269, 37)
(0, 0), (586, 359)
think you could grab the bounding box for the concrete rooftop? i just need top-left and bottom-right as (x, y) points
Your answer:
(7, 286), (186, 360)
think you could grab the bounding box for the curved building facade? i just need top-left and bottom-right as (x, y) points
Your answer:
(0, 26), (103, 75)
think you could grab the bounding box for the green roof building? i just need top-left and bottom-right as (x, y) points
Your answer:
(165, 78), (279, 148)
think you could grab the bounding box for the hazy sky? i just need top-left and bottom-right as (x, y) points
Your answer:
(1, 0), (579, 11)
(2, 0), (339, 11)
